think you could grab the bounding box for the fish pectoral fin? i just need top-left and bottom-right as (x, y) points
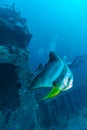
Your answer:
(34, 63), (43, 73)
(41, 86), (61, 100)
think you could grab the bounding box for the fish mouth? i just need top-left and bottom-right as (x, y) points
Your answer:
(29, 85), (44, 90)
(29, 82), (39, 90)
(29, 85), (35, 90)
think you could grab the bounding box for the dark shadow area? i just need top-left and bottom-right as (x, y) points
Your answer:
(0, 63), (20, 112)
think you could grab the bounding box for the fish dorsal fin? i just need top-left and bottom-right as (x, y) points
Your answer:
(49, 51), (60, 62)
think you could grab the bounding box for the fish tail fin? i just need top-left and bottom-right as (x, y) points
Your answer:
(41, 86), (61, 100)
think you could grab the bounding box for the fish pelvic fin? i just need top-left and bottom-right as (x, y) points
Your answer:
(41, 86), (61, 100)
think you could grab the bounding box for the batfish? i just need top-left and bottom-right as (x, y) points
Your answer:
(29, 52), (73, 100)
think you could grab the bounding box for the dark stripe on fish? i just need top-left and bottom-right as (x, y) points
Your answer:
(53, 64), (67, 86)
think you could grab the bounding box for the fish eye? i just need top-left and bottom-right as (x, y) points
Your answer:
(68, 77), (70, 80)
(53, 81), (56, 86)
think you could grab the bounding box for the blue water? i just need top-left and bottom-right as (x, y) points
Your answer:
(4, 0), (87, 70)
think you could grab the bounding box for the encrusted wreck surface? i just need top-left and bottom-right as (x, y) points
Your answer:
(0, 5), (40, 130)
(0, 5), (32, 48)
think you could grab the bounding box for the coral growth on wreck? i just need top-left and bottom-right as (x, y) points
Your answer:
(0, 4), (39, 130)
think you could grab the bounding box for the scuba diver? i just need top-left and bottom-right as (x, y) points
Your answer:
(63, 55), (86, 68)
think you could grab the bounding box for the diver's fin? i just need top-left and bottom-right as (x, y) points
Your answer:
(41, 86), (61, 100)
(49, 51), (60, 62)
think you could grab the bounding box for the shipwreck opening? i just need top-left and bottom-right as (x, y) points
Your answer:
(0, 63), (20, 113)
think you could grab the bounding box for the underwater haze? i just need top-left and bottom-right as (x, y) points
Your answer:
(4, 0), (87, 69)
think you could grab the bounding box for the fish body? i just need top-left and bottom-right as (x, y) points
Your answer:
(29, 52), (73, 100)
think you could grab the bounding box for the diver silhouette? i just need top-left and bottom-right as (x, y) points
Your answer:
(63, 55), (85, 68)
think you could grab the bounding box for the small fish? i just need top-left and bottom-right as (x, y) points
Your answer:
(29, 52), (73, 100)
